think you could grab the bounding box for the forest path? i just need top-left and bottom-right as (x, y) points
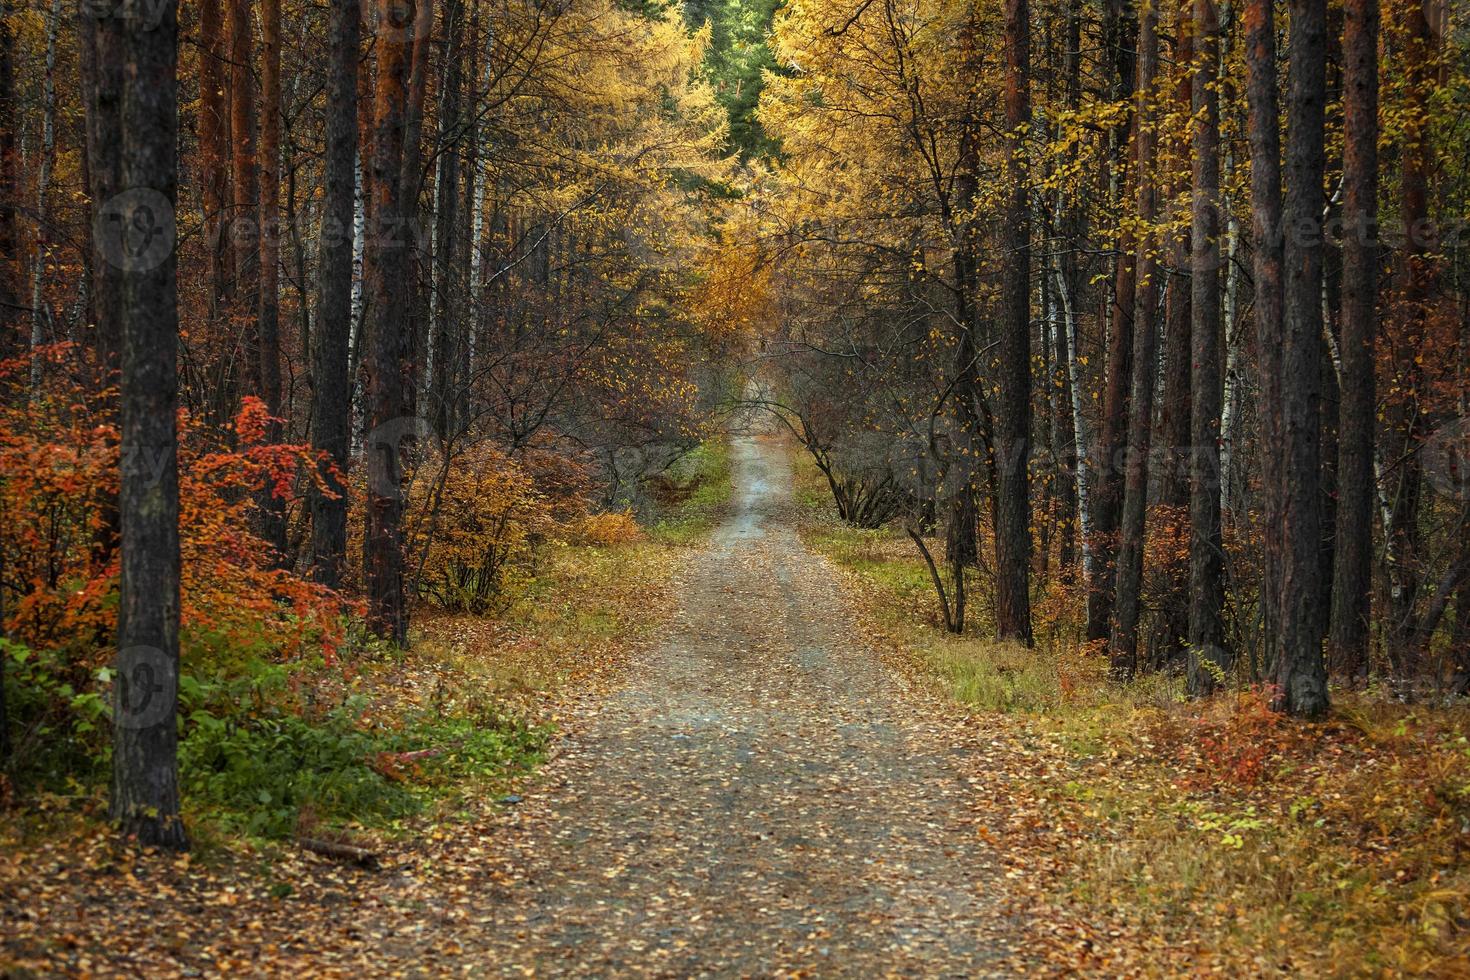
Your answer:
(468, 434), (1026, 976)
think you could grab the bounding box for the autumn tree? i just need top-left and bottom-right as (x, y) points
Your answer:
(1110, 0), (1161, 677)
(1275, 0), (1330, 717)
(1186, 0), (1226, 694)
(1327, 0), (1378, 678)
(363, 0), (415, 645)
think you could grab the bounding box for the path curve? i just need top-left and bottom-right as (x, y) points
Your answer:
(475, 435), (1023, 976)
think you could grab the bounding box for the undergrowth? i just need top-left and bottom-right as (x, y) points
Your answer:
(2, 438), (732, 851)
(647, 441), (733, 545)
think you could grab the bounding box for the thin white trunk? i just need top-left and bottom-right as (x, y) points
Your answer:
(1219, 152), (1245, 515)
(349, 153), (366, 350)
(1055, 256), (1092, 578)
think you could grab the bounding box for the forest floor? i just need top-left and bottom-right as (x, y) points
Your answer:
(0, 434), (1058, 977)
(7, 433), (1469, 976)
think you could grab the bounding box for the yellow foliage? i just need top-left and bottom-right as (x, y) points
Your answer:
(566, 510), (644, 548)
(408, 445), (551, 614)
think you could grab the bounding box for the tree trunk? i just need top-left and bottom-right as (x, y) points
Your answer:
(1245, 0), (1285, 679)
(257, 0), (286, 556)
(0, 3), (18, 365)
(363, 0), (415, 645)
(995, 0), (1033, 645)
(1087, 0), (1139, 644)
(309, 0), (360, 589)
(199, 0), (231, 328)
(110, 0), (187, 850)
(79, 5), (123, 375)
(27, 0), (61, 393)
(399, 0), (434, 423)
(1186, 0), (1227, 695)
(1110, 0), (1160, 677)
(431, 0), (466, 439)
(1275, 0), (1330, 718)
(1327, 0), (1378, 680)
(229, 0), (261, 396)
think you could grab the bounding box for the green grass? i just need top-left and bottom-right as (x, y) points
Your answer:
(648, 440), (734, 545)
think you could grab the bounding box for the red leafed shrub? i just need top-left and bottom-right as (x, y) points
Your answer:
(1194, 686), (1287, 787)
(0, 346), (349, 672)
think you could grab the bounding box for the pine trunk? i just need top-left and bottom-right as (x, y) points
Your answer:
(229, 0), (261, 397)
(1276, 0), (1330, 717)
(1110, 1), (1160, 677)
(995, 0), (1033, 645)
(363, 0), (415, 645)
(309, 0), (360, 589)
(110, 0), (187, 850)
(257, 0), (286, 556)
(1186, 0), (1227, 694)
(1327, 0), (1378, 679)
(1245, 0), (1285, 679)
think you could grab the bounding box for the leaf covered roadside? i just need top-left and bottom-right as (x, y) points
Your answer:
(0, 451), (727, 977)
(791, 449), (1470, 977)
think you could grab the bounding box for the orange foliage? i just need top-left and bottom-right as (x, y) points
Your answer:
(566, 510), (643, 547)
(1191, 686), (1288, 788)
(0, 346), (348, 670)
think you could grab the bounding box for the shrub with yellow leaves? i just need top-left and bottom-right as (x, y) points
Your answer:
(408, 444), (554, 614)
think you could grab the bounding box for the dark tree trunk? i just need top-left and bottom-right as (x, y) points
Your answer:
(1186, 0), (1227, 695)
(1327, 0), (1378, 680)
(79, 6), (123, 375)
(995, 0), (1033, 645)
(229, 0), (261, 397)
(363, 0), (415, 645)
(257, 0), (286, 556)
(1275, 0), (1330, 718)
(0, 7), (21, 369)
(431, 0), (466, 440)
(309, 0), (360, 589)
(1245, 0), (1285, 679)
(1157, 4), (1193, 514)
(109, 0), (187, 850)
(1110, 1), (1160, 678)
(1087, 0), (1139, 644)
(398, 0), (434, 423)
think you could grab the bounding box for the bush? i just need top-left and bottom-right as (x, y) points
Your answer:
(566, 510), (643, 547)
(408, 444), (555, 613)
(1, 639), (111, 787)
(0, 347), (348, 670)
